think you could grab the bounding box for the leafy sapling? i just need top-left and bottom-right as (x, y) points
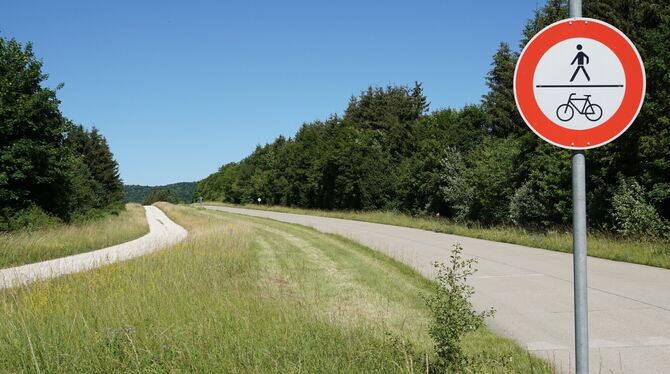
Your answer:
(424, 244), (495, 372)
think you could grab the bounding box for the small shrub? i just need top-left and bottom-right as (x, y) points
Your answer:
(440, 147), (473, 222)
(611, 178), (667, 239)
(70, 203), (124, 223)
(464, 137), (521, 224)
(5, 206), (61, 231)
(509, 180), (547, 227)
(424, 244), (495, 372)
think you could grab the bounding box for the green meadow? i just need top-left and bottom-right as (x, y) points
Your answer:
(0, 203), (550, 373)
(0, 204), (149, 269)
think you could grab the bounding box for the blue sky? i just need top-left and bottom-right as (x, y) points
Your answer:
(3, 0), (543, 185)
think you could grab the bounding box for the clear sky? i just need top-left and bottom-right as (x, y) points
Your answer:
(2, 0), (544, 186)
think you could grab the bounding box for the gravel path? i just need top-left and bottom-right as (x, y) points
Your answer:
(0, 206), (187, 289)
(206, 205), (670, 374)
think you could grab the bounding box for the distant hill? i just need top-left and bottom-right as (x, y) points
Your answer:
(124, 182), (197, 204)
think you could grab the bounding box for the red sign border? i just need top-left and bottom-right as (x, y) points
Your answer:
(514, 18), (645, 150)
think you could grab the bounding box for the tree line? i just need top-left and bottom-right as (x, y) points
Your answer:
(196, 0), (669, 238)
(0, 38), (123, 230)
(124, 182), (196, 205)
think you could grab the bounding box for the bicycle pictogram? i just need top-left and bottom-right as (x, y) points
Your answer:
(556, 93), (603, 122)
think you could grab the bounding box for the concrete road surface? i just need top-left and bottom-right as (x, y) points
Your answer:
(0, 206), (187, 289)
(206, 205), (670, 374)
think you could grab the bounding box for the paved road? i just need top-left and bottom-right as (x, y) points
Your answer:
(0, 206), (187, 289)
(206, 205), (670, 374)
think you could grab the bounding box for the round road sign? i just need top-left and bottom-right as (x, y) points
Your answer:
(514, 18), (645, 149)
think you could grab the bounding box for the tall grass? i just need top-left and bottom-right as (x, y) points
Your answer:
(0, 204), (149, 268)
(210, 202), (670, 269)
(0, 203), (550, 373)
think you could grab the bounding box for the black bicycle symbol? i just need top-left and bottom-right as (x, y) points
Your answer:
(556, 93), (603, 122)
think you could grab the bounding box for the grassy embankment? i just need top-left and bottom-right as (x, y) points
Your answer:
(205, 202), (670, 269)
(0, 203), (550, 373)
(0, 204), (149, 268)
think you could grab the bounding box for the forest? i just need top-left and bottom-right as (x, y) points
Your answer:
(124, 182), (196, 205)
(0, 38), (123, 230)
(196, 0), (669, 238)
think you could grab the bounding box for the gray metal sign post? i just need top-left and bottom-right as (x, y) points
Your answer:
(569, 2), (589, 374)
(572, 150), (588, 374)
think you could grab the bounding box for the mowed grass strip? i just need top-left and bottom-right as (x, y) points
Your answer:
(0, 204), (149, 268)
(0, 203), (550, 373)
(208, 202), (670, 269)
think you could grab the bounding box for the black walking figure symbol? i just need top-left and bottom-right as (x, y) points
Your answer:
(570, 44), (590, 82)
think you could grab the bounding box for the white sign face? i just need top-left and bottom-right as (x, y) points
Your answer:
(533, 37), (626, 131)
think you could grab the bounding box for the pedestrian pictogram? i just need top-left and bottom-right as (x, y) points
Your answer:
(570, 44), (590, 82)
(514, 18), (645, 149)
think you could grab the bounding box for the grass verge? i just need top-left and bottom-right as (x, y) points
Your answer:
(0, 204), (149, 268)
(205, 202), (670, 269)
(0, 203), (550, 373)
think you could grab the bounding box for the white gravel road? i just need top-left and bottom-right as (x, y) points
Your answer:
(0, 206), (187, 289)
(206, 205), (670, 374)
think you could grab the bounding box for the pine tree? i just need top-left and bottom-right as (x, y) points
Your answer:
(87, 128), (123, 206)
(482, 42), (524, 137)
(411, 81), (430, 117)
(520, 0), (568, 49)
(65, 124), (123, 208)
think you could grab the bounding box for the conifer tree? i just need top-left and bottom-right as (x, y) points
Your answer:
(482, 43), (523, 137)
(65, 124), (123, 207)
(520, 0), (568, 48)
